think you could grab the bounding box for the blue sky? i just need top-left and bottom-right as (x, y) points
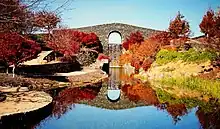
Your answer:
(54, 0), (220, 37)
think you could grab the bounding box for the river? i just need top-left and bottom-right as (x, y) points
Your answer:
(2, 68), (220, 129)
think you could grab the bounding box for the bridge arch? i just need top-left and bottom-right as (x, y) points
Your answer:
(107, 31), (123, 67)
(108, 31), (122, 44)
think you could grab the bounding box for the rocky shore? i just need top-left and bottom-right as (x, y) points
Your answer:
(0, 91), (52, 118)
(0, 68), (107, 118)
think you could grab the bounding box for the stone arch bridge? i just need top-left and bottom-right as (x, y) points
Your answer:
(54, 23), (159, 66)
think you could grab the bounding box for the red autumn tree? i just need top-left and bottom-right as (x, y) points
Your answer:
(81, 32), (103, 53)
(0, 33), (41, 72)
(47, 30), (80, 57)
(48, 30), (103, 60)
(168, 12), (190, 39)
(200, 8), (220, 41)
(130, 55), (142, 72)
(215, 9), (220, 38)
(0, 0), (70, 34)
(34, 11), (61, 38)
(122, 31), (144, 50)
(199, 9), (216, 38)
(0, 0), (32, 33)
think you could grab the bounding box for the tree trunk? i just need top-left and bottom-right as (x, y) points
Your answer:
(6, 68), (8, 75)
(48, 27), (51, 40)
(55, 52), (58, 61)
(12, 64), (15, 78)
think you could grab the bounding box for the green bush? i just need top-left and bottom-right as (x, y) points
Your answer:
(155, 48), (218, 65)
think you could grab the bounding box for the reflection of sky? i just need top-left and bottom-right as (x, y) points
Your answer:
(36, 104), (200, 129)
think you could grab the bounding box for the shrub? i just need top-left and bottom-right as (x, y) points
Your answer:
(142, 58), (154, 71)
(120, 39), (159, 71)
(97, 53), (110, 61)
(155, 48), (218, 65)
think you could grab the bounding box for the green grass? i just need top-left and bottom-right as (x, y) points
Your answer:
(155, 48), (218, 65)
(159, 77), (220, 99)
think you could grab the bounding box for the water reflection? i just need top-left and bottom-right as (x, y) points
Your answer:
(26, 68), (220, 129)
(107, 68), (122, 102)
(196, 105), (220, 129)
(120, 74), (188, 124)
(52, 85), (101, 118)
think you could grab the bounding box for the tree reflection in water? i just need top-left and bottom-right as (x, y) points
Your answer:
(121, 83), (188, 124)
(121, 83), (159, 105)
(196, 104), (220, 129)
(51, 68), (220, 128)
(52, 84), (101, 118)
(120, 73), (188, 124)
(166, 104), (187, 124)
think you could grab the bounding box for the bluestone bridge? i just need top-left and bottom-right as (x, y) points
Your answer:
(55, 23), (159, 66)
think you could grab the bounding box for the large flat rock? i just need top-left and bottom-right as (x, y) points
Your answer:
(0, 91), (52, 118)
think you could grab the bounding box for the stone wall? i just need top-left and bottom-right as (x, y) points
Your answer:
(16, 62), (81, 75)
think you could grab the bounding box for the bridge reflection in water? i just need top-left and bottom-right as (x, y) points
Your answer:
(34, 68), (220, 129)
(107, 68), (123, 101)
(4, 68), (219, 129)
(108, 44), (122, 67)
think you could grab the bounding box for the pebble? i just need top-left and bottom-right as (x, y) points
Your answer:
(18, 87), (29, 92)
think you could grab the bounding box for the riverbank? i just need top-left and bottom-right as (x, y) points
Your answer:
(124, 48), (220, 100)
(0, 67), (107, 118)
(0, 91), (52, 118)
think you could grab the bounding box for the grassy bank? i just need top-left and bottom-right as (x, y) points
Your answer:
(156, 88), (218, 113)
(159, 77), (220, 99)
(155, 48), (218, 65)
(147, 48), (220, 100)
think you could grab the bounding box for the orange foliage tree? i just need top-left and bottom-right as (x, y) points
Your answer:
(129, 40), (159, 72)
(120, 12), (191, 72)
(119, 53), (132, 65)
(149, 31), (173, 46)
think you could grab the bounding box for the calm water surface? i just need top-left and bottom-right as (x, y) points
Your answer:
(2, 68), (220, 129)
